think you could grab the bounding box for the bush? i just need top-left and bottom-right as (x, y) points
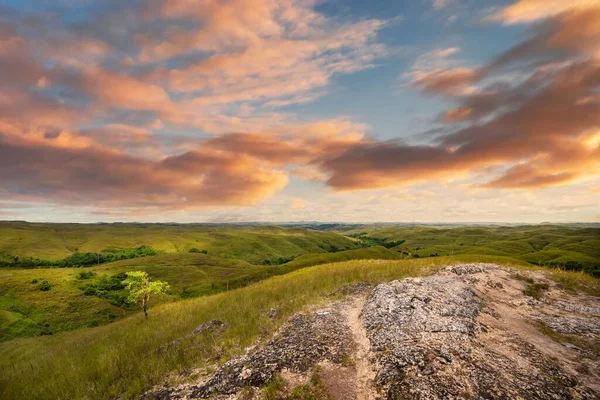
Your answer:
(38, 280), (51, 291)
(31, 279), (38, 284)
(80, 272), (129, 306)
(107, 293), (127, 307)
(83, 285), (99, 296)
(189, 248), (208, 254)
(76, 271), (96, 280)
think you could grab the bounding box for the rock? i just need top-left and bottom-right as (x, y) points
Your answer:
(448, 264), (487, 275)
(142, 263), (600, 400)
(541, 316), (600, 335)
(192, 320), (229, 336)
(325, 282), (371, 297)
(264, 307), (279, 319)
(562, 342), (583, 351)
(362, 268), (598, 399)
(362, 276), (481, 397)
(486, 280), (504, 289)
(158, 320), (229, 352)
(145, 307), (354, 398)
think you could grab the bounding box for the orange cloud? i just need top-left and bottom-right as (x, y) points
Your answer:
(413, 68), (479, 95)
(440, 106), (472, 122)
(0, 133), (288, 210)
(320, 4), (600, 192)
(81, 68), (174, 112)
(491, 0), (595, 24)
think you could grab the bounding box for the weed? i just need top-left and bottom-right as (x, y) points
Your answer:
(511, 273), (534, 284)
(523, 282), (550, 299)
(263, 374), (286, 400)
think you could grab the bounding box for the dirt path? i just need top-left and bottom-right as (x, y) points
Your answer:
(344, 297), (377, 400)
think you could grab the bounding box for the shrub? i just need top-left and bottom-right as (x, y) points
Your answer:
(189, 248), (208, 254)
(107, 293), (127, 307)
(31, 279), (38, 284)
(83, 285), (98, 296)
(38, 280), (51, 291)
(76, 271), (96, 280)
(524, 282), (550, 299)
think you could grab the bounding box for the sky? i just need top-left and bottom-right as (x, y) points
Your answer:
(0, 0), (599, 223)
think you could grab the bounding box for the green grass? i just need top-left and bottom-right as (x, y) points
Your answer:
(336, 225), (600, 275)
(0, 248), (406, 340)
(536, 321), (600, 360)
(0, 254), (596, 400)
(0, 223), (598, 399)
(523, 282), (550, 299)
(0, 255), (507, 400)
(548, 269), (600, 296)
(0, 222), (360, 263)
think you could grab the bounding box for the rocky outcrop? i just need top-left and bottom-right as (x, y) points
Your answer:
(141, 264), (600, 399)
(142, 307), (354, 399)
(363, 264), (598, 399)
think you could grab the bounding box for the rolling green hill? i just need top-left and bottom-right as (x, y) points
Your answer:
(0, 222), (360, 264)
(0, 223), (598, 343)
(338, 225), (600, 275)
(0, 247), (401, 341)
(0, 255), (597, 400)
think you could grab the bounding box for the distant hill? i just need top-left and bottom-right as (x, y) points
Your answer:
(0, 221), (360, 264)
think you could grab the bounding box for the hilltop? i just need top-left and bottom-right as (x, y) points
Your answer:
(0, 223), (599, 399)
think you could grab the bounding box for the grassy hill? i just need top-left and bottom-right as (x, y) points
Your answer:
(0, 247), (402, 341)
(0, 223), (598, 342)
(0, 222), (360, 264)
(0, 255), (597, 400)
(339, 225), (600, 275)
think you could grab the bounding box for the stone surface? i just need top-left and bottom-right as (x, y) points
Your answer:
(141, 264), (600, 400)
(142, 306), (353, 399)
(362, 264), (599, 399)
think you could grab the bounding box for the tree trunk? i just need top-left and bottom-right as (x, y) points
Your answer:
(143, 293), (148, 319)
(143, 278), (149, 319)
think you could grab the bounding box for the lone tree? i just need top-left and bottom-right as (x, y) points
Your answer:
(122, 271), (170, 319)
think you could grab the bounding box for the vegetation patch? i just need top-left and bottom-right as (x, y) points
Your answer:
(348, 233), (405, 249)
(261, 367), (331, 400)
(0, 245), (157, 269)
(536, 321), (600, 358)
(339, 225), (600, 275)
(523, 282), (550, 299)
(80, 272), (129, 307)
(511, 273), (535, 284)
(549, 269), (600, 296)
(0, 256), (596, 400)
(38, 280), (51, 291)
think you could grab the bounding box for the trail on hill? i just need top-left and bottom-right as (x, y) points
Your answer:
(141, 264), (600, 399)
(345, 297), (377, 400)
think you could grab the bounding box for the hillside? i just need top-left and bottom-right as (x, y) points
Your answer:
(0, 247), (402, 341)
(337, 225), (600, 276)
(0, 222), (360, 264)
(0, 257), (598, 400)
(0, 223), (599, 399)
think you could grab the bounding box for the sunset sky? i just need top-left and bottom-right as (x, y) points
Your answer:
(0, 0), (599, 223)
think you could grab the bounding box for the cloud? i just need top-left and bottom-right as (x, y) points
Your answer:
(413, 68), (479, 95)
(490, 0), (596, 24)
(290, 198), (308, 209)
(0, 0), (391, 214)
(0, 133), (288, 210)
(1, 0), (599, 218)
(292, 166), (328, 181)
(431, 0), (453, 11)
(319, 5), (600, 191)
